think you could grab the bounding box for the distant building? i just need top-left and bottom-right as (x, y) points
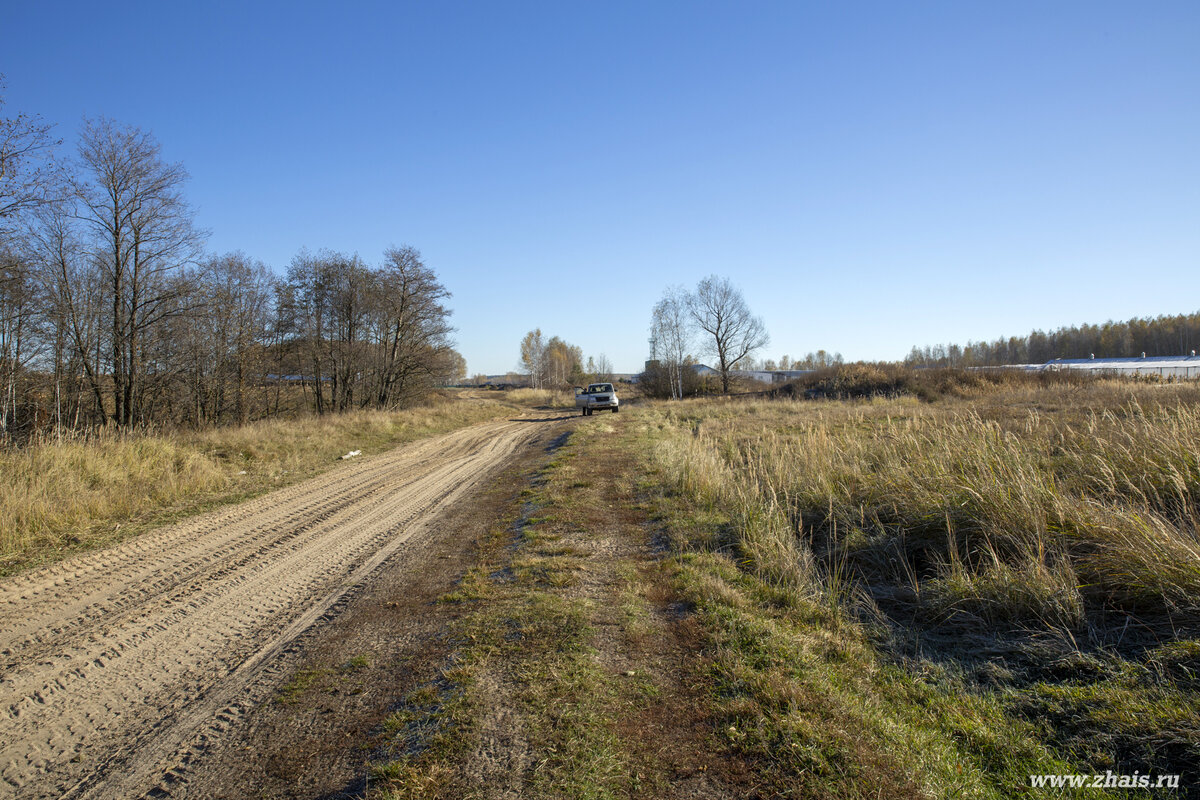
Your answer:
(730, 370), (774, 384)
(1042, 355), (1200, 379)
(685, 365), (816, 384)
(768, 369), (815, 383)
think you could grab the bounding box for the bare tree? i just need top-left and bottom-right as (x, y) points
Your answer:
(286, 249), (332, 414)
(593, 353), (613, 383)
(0, 78), (61, 238)
(73, 118), (205, 426)
(177, 252), (275, 425)
(284, 250), (368, 413)
(325, 253), (370, 412)
(0, 247), (41, 439)
(367, 246), (454, 407)
(30, 201), (108, 428)
(688, 275), (768, 393)
(650, 286), (692, 399)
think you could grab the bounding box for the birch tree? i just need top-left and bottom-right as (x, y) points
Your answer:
(544, 337), (581, 388)
(520, 328), (546, 387)
(650, 286), (692, 399)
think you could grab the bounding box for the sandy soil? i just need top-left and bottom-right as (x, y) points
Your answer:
(0, 411), (567, 799)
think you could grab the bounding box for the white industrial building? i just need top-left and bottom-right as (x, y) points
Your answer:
(1042, 354), (1200, 379)
(683, 357), (1200, 383)
(683, 364), (815, 384)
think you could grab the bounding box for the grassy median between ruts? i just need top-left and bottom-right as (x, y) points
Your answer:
(368, 418), (675, 798)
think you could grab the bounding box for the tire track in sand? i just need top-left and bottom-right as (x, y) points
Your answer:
(0, 414), (556, 799)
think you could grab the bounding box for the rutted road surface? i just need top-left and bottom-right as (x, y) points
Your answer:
(0, 413), (562, 799)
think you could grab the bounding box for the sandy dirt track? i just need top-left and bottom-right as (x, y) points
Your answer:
(0, 414), (558, 799)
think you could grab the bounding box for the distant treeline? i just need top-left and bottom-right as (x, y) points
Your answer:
(1, 98), (462, 443)
(905, 312), (1200, 367)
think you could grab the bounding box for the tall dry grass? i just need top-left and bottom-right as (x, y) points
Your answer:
(0, 395), (511, 574)
(647, 379), (1200, 639)
(504, 387), (575, 408)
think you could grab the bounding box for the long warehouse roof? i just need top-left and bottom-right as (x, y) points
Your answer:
(1048, 355), (1200, 369)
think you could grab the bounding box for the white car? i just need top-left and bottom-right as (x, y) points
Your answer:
(575, 383), (619, 416)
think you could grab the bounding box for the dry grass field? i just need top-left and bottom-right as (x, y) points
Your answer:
(632, 372), (1200, 796)
(0, 390), (525, 574)
(660, 374), (1200, 638)
(504, 386), (577, 408)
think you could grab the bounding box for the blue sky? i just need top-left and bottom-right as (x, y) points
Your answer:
(5, 1), (1198, 374)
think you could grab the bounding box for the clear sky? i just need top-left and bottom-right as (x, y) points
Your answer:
(4, 1), (1198, 374)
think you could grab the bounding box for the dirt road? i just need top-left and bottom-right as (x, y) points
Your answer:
(0, 413), (562, 799)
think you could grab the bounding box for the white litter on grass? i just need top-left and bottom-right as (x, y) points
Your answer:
(237, 470), (247, 475)
(341, 450), (362, 460)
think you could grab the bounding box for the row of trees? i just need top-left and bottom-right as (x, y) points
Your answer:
(906, 312), (1200, 368)
(741, 351), (845, 371)
(283, 246), (463, 416)
(0, 87), (462, 442)
(518, 328), (612, 388)
(646, 275), (769, 397)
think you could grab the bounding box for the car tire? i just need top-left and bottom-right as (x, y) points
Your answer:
(612, 407), (618, 413)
